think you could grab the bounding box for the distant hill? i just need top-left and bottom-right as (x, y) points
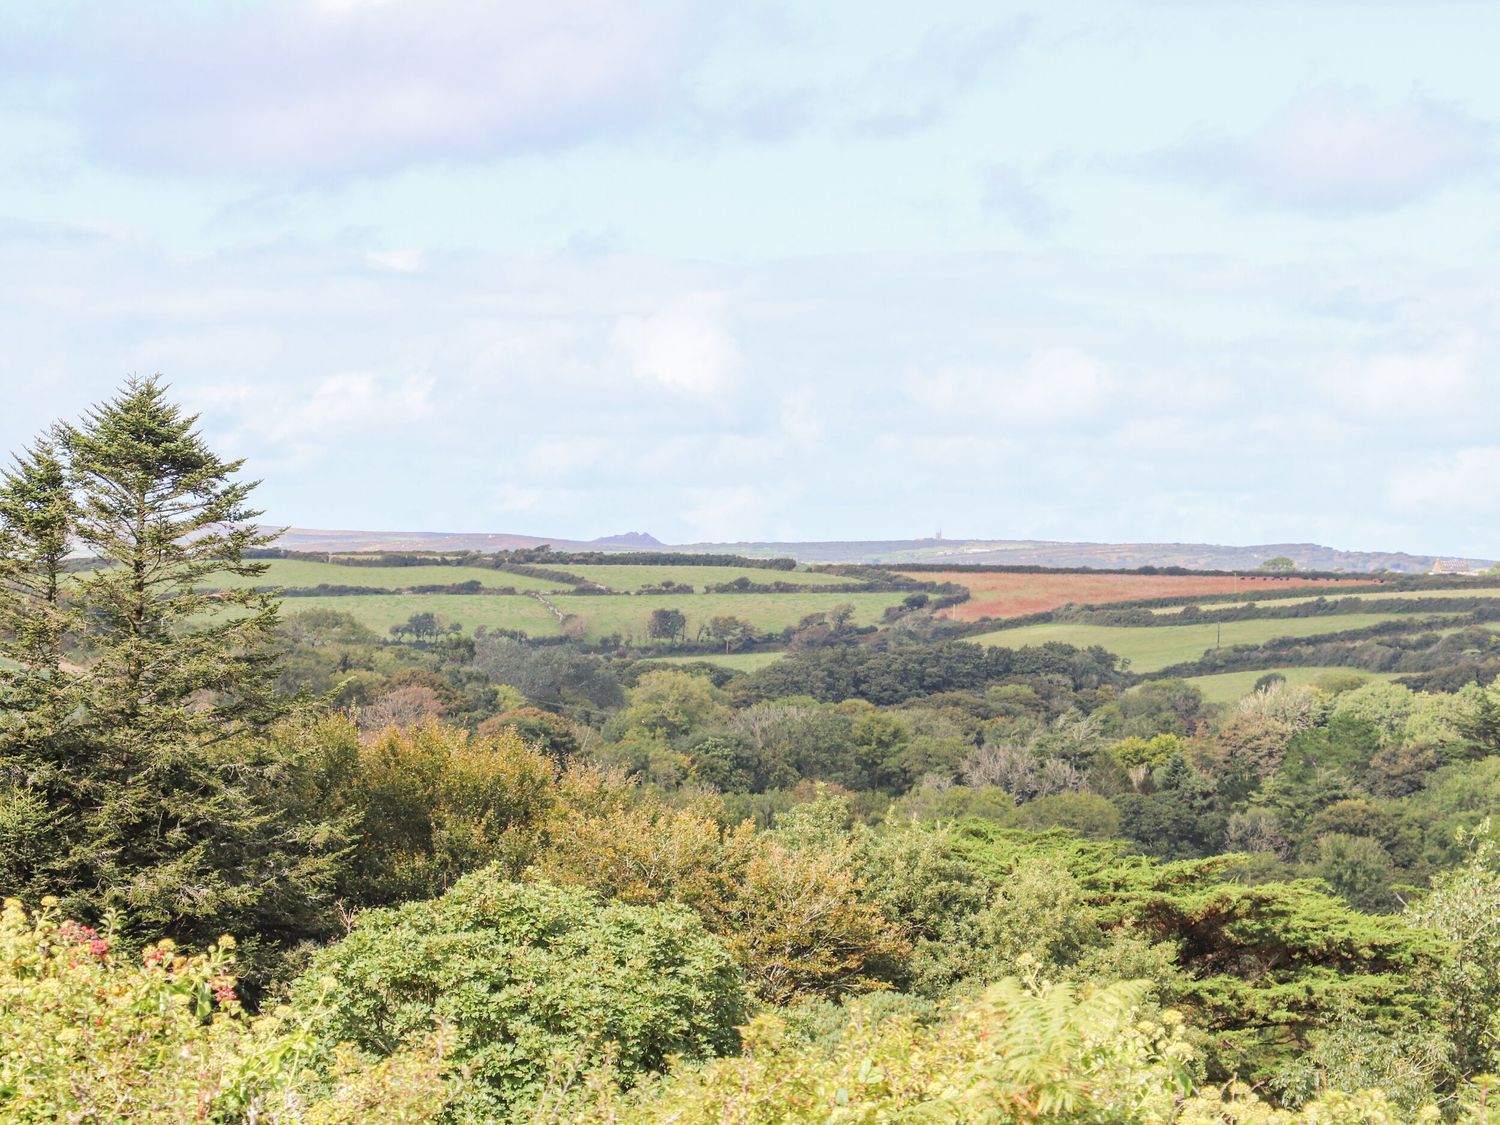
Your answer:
(589, 531), (663, 548)
(710, 538), (1493, 574)
(263, 528), (1492, 574)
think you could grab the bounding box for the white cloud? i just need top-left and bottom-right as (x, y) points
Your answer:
(778, 389), (824, 444)
(915, 347), (1114, 423)
(980, 165), (1058, 236)
(365, 248), (426, 273)
(1319, 336), (1476, 415)
(1389, 446), (1500, 514)
(14, 0), (691, 178)
(1150, 89), (1494, 213)
(196, 374), (436, 463)
(270, 374), (434, 441)
(847, 19), (1030, 137)
(494, 484), (543, 512)
(4, 220), (1499, 551)
(680, 485), (781, 542)
(611, 292), (741, 396)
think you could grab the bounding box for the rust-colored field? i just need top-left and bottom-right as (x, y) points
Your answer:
(900, 570), (1369, 622)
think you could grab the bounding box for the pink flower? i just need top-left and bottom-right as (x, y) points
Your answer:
(210, 975), (237, 1005)
(59, 921), (97, 944)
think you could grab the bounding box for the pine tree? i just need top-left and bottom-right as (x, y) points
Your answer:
(0, 434), (75, 691)
(0, 378), (349, 971)
(62, 378), (283, 736)
(0, 435), (79, 903)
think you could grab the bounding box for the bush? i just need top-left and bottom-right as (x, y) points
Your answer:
(577, 975), (1199, 1122)
(292, 873), (747, 1120)
(577, 971), (1438, 1122)
(0, 898), (448, 1122)
(531, 784), (910, 1004)
(299, 717), (560, 906)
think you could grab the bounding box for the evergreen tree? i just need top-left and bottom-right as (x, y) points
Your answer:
(0, 436), (79, 906)
(63, 378), (282, 736)
(0, 434), (75, 691)
(0, 378), (348, 971)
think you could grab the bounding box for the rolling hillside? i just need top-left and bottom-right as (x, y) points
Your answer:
(263, 527), (1493, 573)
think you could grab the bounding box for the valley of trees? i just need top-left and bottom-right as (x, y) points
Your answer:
(9, 381), (1500, 1120)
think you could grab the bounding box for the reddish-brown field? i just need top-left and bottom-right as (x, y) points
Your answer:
(900, 570), (1370, 622)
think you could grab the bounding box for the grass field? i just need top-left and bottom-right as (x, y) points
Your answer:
(551, 591), (906, 642)
(563, 564), (856, 592)
(280, 594), (564, 635)
(1178, 666), (1403, 705)
(278, 589), (908, 643)
(968, 613), (1454, 673)
(900, 570), (1366, 622)
(204, 559), (562, 592)
(645, 652), (785, 673)
(1152, 585), (1500, 615)
(203, 559), (862, 595)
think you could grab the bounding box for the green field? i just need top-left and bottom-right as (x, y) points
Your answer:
(1152, 585), (1500, 615)
(551, 591), (906, 642)
(202, 558), (862, 595)
(564, 563), (856, 592)
(645, 651), (785, 673)
(969, 613), (1456, 673)
(278, 589), (907, 643)
(279, 594), (563, 635)
(203, 559), (562, 592)
(1178, 666), (1403, 705)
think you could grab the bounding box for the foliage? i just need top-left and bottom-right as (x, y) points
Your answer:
(0, 436), (73, 688)
(0, 379), (345, 968)
(1111, 732), (1188, 772)
(293, 873), (747, 1120)
(532, 783), (909, 1004)
(716, 825), (910, 1004)
(616, 667), (728, 738)
(945, 823), (1443, 1085)
(476, 706), (583, 765)
(575, 974), (1200, 1123)
(300, 716), (559, 907)
(1406, 826), (1500, 1077)
(0, 897), (450, 1123)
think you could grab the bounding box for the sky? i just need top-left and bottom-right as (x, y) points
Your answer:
(1, 0), (1498, 555)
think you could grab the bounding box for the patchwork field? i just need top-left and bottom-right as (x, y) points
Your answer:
(204, 559), (561, 591)
(278, 594), (563, 635)
(550, 591), (906, 642)
(279, 589), (908, 644)
(1152, 584), (1500, 615)
(204, 558), (853, 594)
(645, 652), (785, 673)
(1178, 666), (1403, 705)
(967, 613), (1450, 673)
(563, 564), (854, 591)
(899, 570), (1367, 622)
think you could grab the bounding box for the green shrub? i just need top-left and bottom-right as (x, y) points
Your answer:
(297, 716), (560, 906)
(531, 780), (911, 1004)
(578, 974), (1198, 1122)
(0, 897), (448, 1123)
(293, 872), (748, 1119)
(576, 972), (1440, 1123)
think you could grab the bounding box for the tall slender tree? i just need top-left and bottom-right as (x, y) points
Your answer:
(63, 377), (282, 737)
(0, 435), (79, 903)
(0, 378), (348, 970)
(0, 434), (75, 689)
